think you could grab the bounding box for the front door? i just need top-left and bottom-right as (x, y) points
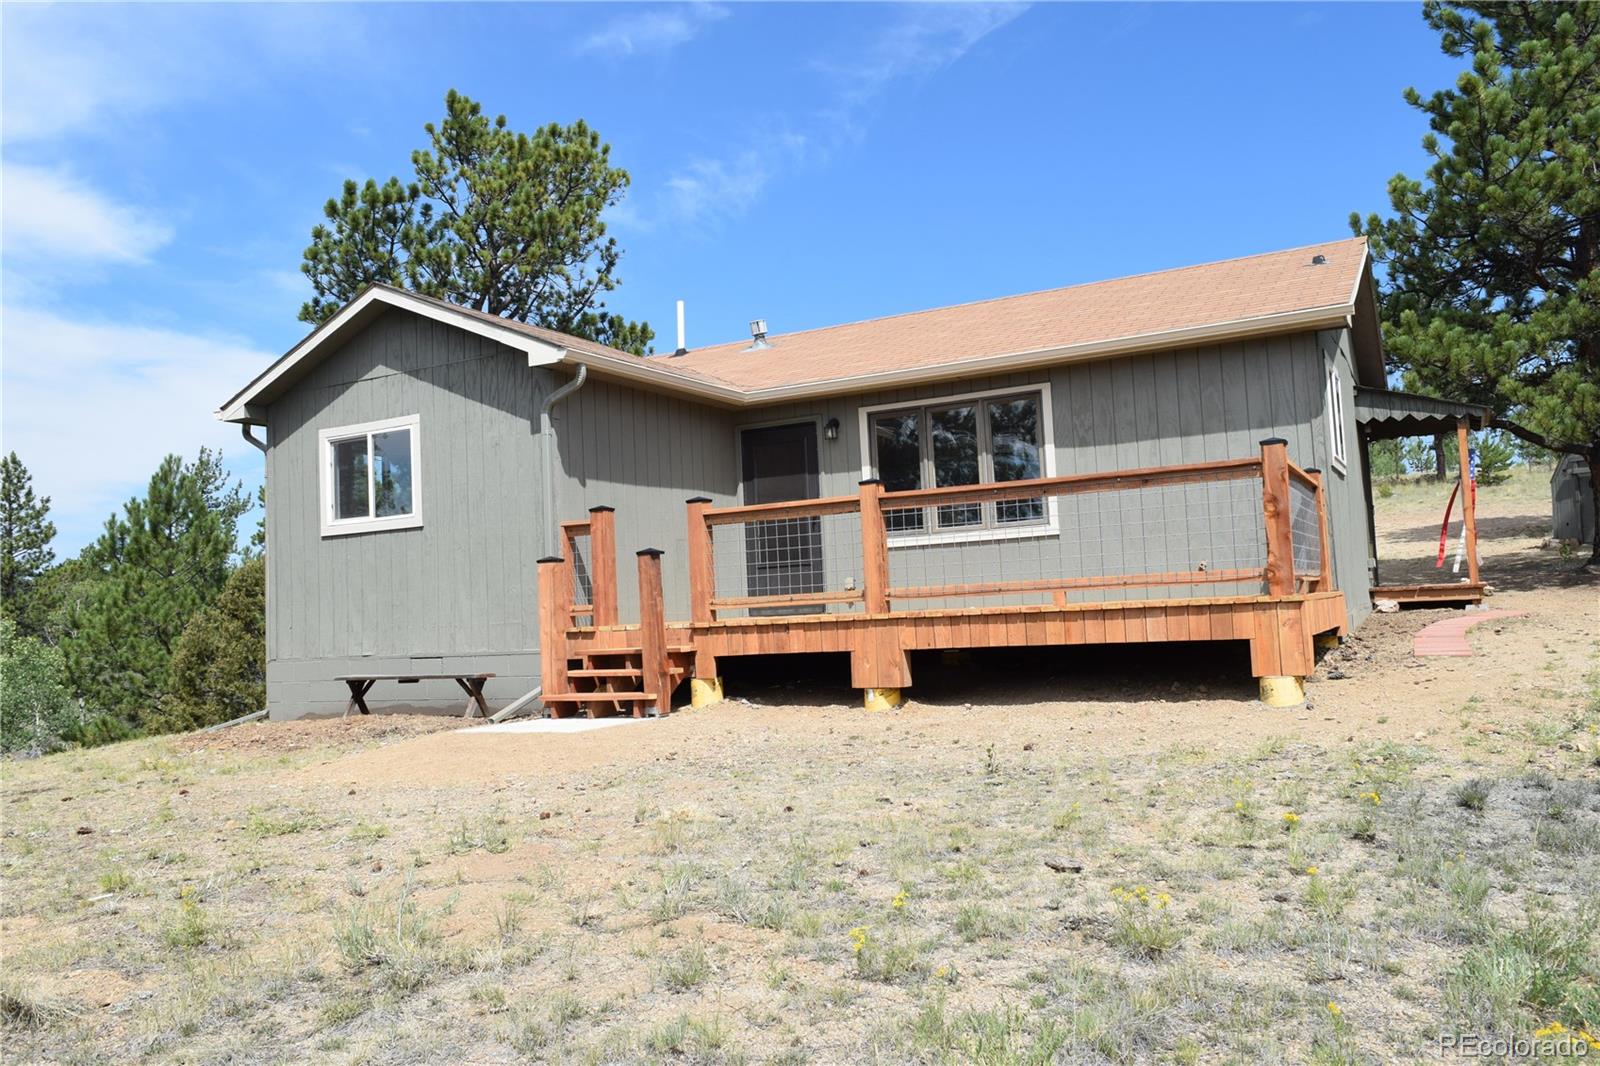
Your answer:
(740, 422), (823, 610)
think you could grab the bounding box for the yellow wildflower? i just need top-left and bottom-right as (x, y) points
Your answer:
(1326, 1001), (1342, 1018)
(1283, 811), (1301, 827)
(891, 890), (909, 910)
(1359, 790), (1381, 806)
(848, 926), (869, 955)
(1305, 866), (1320, 876)
(1533, 1021), (1567, 1038)
(1579, 1029), (1600, 1050)
(934, 965), (950, 979)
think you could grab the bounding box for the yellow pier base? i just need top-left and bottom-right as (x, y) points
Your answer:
(1258, 676), (1306, 708)
(863, 687), (903, 712)
(690, 677), (724, 709)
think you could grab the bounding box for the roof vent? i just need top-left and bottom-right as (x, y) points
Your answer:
(745, 318), (771, 352)
(1311, 254), (1327, 265)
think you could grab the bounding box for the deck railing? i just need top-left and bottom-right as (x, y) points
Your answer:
(559, 506), (617, 626)
(685, 439), (1334, 621)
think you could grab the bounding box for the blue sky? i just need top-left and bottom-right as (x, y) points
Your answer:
(0, 2), (1462, 554)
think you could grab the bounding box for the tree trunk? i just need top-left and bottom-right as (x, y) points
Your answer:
(1433, 435), (1448, 481)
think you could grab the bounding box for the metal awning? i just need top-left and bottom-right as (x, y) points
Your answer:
(1354, 387), (1492, 441)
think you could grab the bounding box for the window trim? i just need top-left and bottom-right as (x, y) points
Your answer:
(857, 383), (1059, 548)
(1326, 364), (1348, 474)
(318, 414), (423, 538)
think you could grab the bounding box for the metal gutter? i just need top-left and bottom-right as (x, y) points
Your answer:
(540, 363), (588, 557)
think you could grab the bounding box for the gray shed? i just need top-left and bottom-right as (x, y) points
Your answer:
(1551, 453), (1595, 544)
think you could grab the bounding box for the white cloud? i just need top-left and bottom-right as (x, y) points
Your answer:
(2, 164), (173, 263)
(825, 3), (1029, 114)
(577, 3), (729, 57)
(632, 4), (1027, 233)
(1, 3), (365, 145)
(0, 307), (269, 550)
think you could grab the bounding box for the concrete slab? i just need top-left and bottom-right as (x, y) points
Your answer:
(456, 717), (649, 735)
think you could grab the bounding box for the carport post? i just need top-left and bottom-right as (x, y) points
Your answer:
(1456, 419), (1480, 584)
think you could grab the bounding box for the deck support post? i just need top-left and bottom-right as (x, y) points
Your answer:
(863, 687), (903, 712)
(1260, 439), (1295, 597)
(588, 506), (618, 626)
(859, 479), (889, 614)
(690, 676), (724, 708)
(636, 548), (670, 717)
(1258, 675), (1305, 708)
(1455, 419), (1480, 585)
(537, 555), (572, 717)
(686, 497), (715, 624)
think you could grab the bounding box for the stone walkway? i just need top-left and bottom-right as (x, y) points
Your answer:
(1412, 610), (1528, 658)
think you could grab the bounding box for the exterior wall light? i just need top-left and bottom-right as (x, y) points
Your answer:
(824, 417), (840, 441)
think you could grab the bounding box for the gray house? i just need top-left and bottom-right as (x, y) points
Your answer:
(218, 237), (1489, 719)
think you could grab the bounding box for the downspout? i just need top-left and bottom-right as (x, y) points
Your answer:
(540, 363), (588, 557)
(241, 424), (267, 453)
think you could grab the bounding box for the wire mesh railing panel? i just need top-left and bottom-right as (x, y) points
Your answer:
(569, 533), (594, 609)
(884, 475), (1268, 609)
(1289, 479), (1321, 576)
(709, 511), (865, 619)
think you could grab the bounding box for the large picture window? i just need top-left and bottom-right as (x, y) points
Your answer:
(866, 389), (1052, 539)
(318, 414), (422, 537)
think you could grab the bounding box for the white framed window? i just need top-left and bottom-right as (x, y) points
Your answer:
(858, 384), (1059, 547)
(1326, 365), (1348, 472)
(318, 414), (423, 537)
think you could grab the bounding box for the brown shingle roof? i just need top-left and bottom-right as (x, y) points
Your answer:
(646, 237), (1369, 395)
(218, 237), (1374, 421)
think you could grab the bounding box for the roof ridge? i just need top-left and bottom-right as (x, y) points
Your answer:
(686, 236), (1367, 354)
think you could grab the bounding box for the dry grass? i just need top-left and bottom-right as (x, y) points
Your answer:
(2, 483), (1596, 1064)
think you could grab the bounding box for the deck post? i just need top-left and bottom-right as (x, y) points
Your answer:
(587, 506), (618, 627)
(1260, 439), (1295, 597)
(1304, 468), (1334, 592)
(1455, 419), (1480, 584)
(537, 556), (571, 716)
(686, 497), (715, 624)
(859, 479), (889, 614)
(636, 548), (670, 716)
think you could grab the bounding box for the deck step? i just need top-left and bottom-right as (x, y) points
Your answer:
(581, 645), (694, 658)
(568, 667), (686, 680)
(543, 692), (659, 703)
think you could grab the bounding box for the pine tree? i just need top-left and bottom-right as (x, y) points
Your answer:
(1353, 1), (1600, 564)
(0, 452), (58, 636)
(300, 90), (654, 355)
(150, 557), (265, 734)
(63, 451), (242, 725)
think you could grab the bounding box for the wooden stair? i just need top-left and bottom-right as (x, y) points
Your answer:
(539, 547), (693, 720)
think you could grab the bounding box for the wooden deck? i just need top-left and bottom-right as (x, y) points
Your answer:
(537, 442), (1350, 714)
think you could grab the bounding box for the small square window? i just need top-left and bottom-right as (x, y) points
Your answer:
(319, 415), (422, 537)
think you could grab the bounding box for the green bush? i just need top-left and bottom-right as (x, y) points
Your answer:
(0, 615), (79, 754)
(146, 557), (265, 734)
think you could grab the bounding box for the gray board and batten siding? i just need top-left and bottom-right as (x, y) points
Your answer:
(261, 305), (1367, 718)
(265, 309), (548, 719)
(721, 327), (1370, 621)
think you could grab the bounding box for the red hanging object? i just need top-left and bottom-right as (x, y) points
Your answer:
(1435, 479), (1461, 568)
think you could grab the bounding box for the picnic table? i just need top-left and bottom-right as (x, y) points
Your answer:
(335, 673), (495, 719)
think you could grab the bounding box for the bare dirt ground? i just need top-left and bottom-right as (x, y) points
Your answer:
(3, 468), (1596, 1064)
